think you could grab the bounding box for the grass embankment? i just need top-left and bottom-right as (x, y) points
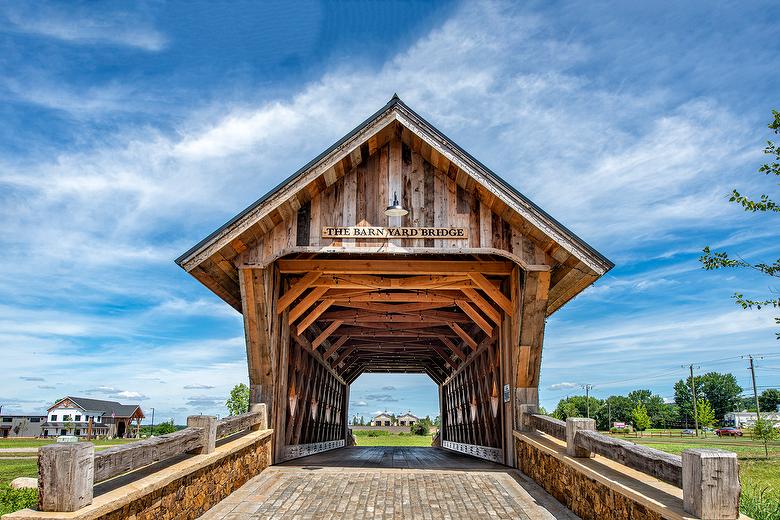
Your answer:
(353, 430), (434, 447)
(622, 433), (780, 520)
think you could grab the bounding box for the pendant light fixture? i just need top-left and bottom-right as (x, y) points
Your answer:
(384, 191), (408, 217)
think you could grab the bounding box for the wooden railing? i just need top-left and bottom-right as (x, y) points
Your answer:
(529, 414), (565, 441)
(38, 404), (267, 513)
(575, 429), (682, 487)
(516, 408), (740, 519)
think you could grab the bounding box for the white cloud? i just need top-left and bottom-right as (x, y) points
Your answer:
(548, 382), (579, 391)
(4, 4), (167, 51)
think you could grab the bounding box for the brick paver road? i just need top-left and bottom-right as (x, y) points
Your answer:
(201, 447), (578, 520)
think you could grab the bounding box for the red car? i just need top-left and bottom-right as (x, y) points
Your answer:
(715, 427), (743, 437)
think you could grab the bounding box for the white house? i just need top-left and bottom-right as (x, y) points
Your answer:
(397, 412), (418, 426)
(724, 411), (780, 429)
(371, 413), (393, 427)
(44, 396), (145, 438)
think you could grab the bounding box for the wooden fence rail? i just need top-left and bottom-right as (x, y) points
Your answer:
(574, 429), (683, 487)
(529, 414), (565, 441)
(39, 405), (267, 513)
(515, 411), (740, 519)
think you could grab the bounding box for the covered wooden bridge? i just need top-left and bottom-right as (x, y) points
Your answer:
(175, 95), (613, 466)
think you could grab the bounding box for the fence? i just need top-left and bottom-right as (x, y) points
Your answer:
(517, 406), (741, 520)
(37, 404), (267, 513)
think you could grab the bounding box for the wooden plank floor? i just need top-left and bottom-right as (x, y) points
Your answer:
(200, 447), (580, 519)
(279, 446), (507, 470)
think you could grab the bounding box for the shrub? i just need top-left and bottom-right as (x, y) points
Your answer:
(0, 485), (37, 516)
(353, 429), (389, 437)
(410, 423), (429, 436)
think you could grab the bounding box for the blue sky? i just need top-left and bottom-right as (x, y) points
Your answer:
(1, 1), (778, 423)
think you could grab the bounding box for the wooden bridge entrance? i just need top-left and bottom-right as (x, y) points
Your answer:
(176, 96), (613, 467)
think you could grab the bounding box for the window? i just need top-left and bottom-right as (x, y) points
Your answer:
(50, 415), (57, 421)
(60, 429), (67, 436)
(29, 418), (41, 423)
(63, 415), (72, 421)
(75, 429), (80, 436)
(384, 421), (390, 426)
(95, 416), (101, 423)
(1, 418), (11, 423)
(74, 415), (81, 422)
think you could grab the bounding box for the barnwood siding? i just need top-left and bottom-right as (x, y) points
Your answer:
(239, 138), (548, 269)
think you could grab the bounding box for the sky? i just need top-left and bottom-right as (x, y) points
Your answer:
(0, 0), (778, 423)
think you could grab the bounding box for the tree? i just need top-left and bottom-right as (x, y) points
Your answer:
(225, 383), (250, 416)
(696, 399), (716, 432)
(628, 389), (668, 428)
(594, 395), (633, 431)
(155, 420), (177, 435)
(700, 110), (780, 340)
(674, 372), (742, 424)
(752, 417), (778, 458)
(552, 395), (602, 421)
(631, 404), (651, 432)
(760, 388), (780, 412)
(410, 422), (429, 436)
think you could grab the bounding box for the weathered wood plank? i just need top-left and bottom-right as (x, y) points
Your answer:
(529, 414), (566, 441)
(93, 428), (203, 483)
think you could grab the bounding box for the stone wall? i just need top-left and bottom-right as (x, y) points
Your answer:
(5, 430), (272, 520)
(515, 435), (667, 520)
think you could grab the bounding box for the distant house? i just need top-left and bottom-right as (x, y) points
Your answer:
(397, 412), (418, 426)
(371, 413), (393, 427)
(43, 397), (145, 438)
(724, 411), (780, 429)
(0, 414), (45, 438)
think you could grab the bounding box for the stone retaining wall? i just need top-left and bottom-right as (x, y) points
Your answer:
(4, 430), (272, 520)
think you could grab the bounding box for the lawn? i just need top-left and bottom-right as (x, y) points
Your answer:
(354, 434), (434, 447)
(0, 438), (138, 449)
(623, 434), (780, 519)
(0, 459), (37, 487)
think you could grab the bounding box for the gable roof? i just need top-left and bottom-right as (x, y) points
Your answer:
(176, 96), (613, 313)
(49, 396), (144, 418)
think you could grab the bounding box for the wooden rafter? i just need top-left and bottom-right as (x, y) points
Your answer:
(467, 272), (513, 314)
(312, 320), (344, 350)
(296, 299), (335, 336)
(460, 287), (501, 325)
(323, 336), (349, 360)
(287, 286), (329, 324)
(448, 322), (478, 350)
(455, 300), (493, 336)
(439, 336), (467, 362)
(277, 271), (322, 313)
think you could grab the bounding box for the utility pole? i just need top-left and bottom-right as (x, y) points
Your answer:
(583, 384), (593, 418)
(150, 408), (155, 436)
(608, 400), (612, 428)
(746, 355), (761, 420)
(683, 364), (700, 436)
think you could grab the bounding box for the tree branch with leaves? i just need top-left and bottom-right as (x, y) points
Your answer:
(700, 110), (780, 339)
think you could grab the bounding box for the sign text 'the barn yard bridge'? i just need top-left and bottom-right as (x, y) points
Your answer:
(321, 226), (468, 239)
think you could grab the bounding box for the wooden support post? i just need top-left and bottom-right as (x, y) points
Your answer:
(186, 416), (217, 454)
(566, 417), (595, 457)
(38, 442), (94, 512)
(517, 404), (538, 432)
(682, 449), (741, 520)
(249, 403), (268, 431)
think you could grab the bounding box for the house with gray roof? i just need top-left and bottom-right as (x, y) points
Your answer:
(43, 396), (145, 438)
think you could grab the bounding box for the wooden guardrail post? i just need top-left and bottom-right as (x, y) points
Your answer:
(517, 404), (538, 432)
(38, 442), (95, 512)
(566, 417), (595, 457)
(682, 449), (740, 520)
(187, 416), (217, 454)
(249, 403), (267, 431)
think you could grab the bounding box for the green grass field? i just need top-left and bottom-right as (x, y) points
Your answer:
(0, 459), (37, 487)
(0, 438), (138, 449)
(354, 434), (433, 447)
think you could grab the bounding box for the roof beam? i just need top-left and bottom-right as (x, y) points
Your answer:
(296, 299), (335, 336)
(311, 320), (344, 350)
(287, 286), (329, 324)
(460, 287), (502, 325)
(448, 323), (478, 350)
(277, 259), (514, 276)
(439, 336), (467, 362)
(455, 300), (493, 336)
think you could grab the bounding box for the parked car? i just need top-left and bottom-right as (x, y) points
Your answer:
(681, 429), (696, 435)
(715, 427), (743, 437)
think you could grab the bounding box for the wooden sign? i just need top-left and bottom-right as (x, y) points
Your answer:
(322, 226), (468, 239)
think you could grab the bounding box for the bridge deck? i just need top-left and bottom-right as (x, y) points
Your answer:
(201, 447), (578, 519)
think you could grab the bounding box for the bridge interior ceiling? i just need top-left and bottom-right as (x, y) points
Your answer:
(277, 253), (515, 385)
